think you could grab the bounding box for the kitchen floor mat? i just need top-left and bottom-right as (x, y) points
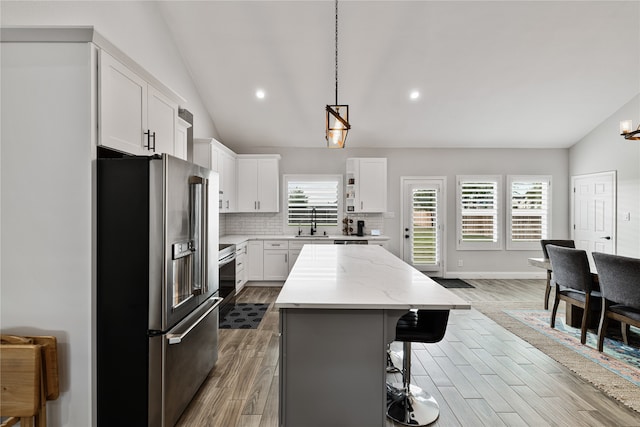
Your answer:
(430, 277), (475, 288)
(219, 303), (270, 329)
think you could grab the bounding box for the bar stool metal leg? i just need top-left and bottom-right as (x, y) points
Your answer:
(387, 342), (440, 426)
(386, 344), (402, 373)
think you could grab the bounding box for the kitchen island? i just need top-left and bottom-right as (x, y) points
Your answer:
(275, 245), (470, 426)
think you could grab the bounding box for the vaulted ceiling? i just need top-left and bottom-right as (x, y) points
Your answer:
(158, 1), (640, 151)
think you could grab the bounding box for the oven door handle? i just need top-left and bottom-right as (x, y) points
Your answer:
(218, 252), (236, 267)
(167, 296), (223, 345)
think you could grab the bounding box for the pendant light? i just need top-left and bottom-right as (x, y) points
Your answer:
(620, 120), (640, 140)
(326, 0), (350, 148)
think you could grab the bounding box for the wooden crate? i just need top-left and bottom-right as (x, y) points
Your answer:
(0, 335), (59, 427)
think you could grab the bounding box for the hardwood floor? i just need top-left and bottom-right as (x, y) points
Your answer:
(176, 280), (640, 427)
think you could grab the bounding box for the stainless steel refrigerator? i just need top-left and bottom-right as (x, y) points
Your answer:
(97, 150), (220, 426)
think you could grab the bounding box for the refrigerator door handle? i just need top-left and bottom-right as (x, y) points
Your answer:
(189, 176), (207, 296)
(201, 177), (209, 295)
(167, 296), (223, 345)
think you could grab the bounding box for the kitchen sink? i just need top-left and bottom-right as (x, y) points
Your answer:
(295, 235), (331, 238)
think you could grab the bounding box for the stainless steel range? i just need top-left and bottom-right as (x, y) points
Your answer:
(218, 243), (237, 316)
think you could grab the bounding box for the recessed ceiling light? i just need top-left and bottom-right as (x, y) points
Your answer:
(256, 89), (266, 99)
(410, 90), (420, 100)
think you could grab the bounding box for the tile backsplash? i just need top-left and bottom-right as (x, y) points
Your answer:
(221, 212), (384, 236)
(224, 212), (285, 235)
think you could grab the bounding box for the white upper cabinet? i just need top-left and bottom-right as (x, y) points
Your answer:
(147, 85), (178, 156)
(98, 51), (147, 155)
(99, 50), (180, 156)
(193, 138), (237, 212)
(220, 151), (237, 212)
(237, 155), (281, 212)
(174, 117), (191, 161)
(346, 158), (387, 213)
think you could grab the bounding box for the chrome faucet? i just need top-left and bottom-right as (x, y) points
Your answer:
(310, 207), (317, 235)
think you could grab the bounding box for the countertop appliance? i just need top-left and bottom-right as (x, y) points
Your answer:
(97, 150), (221, 427)
(218, 243), (237, 317)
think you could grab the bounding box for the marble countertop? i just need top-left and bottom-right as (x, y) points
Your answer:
(220, 234), (390, 245)
(275, 245), (471, 310)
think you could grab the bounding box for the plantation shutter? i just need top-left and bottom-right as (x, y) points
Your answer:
(412, 188), (438, 265)
(287, 180), (339, 226)
(508, 176), (551, 249)
(457, 176), (502, 250)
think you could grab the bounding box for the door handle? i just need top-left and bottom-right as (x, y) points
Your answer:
(167, 297), (223, 345)
(600, 236), (611, 240)
(144, 129), (152, 151)
(405, 235), (410, 239)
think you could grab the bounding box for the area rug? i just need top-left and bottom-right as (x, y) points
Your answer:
(474, 301), (640, 412)
(505, 310), (640, 387)
(430, 277), (475, 288)
(219, 303), (269, 329)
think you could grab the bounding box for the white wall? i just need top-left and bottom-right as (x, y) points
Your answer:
(1, 42), (95, 427)
(1, 0), (219, 140)
(230, 146), (570, 277)
(569, 94), (640, 258)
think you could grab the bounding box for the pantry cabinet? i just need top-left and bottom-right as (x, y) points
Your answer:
(98, 50), (181, 157)
(236, 155), (281, 212)
(345, 158), (387, 213)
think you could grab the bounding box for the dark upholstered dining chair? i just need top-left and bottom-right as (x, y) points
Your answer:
(592, 252), (640, 352)
(547, 245), (600, 344)
(540, 240), (575, 310)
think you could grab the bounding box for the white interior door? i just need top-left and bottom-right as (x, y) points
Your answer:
(571, 171), (616, 264)
(401, 178), (445, 276)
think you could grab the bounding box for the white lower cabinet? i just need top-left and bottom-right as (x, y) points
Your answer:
(235, 242), (248, 293)
(247, 240), (264, 281)
(263, 240), (289, 281)
(244, 238), (383, 282)
(288, 240), (332, 273)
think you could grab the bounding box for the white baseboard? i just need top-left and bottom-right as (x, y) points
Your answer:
(444, 271), (547, 280)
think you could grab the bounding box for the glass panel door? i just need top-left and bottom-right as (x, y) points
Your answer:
(402, 178), (445, 275)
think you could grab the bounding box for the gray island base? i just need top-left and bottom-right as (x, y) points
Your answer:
(275, 245), (470, 426)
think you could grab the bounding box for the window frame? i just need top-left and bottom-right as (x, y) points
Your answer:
(456, 175), (503, 251)
(283, 174), (343, 236)
(506, 175), (552, 250)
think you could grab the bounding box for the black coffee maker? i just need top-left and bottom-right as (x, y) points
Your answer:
(356, 220), (365, 236)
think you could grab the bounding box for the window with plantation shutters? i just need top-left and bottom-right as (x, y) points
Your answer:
(457, 175), (502, 250)
(285, 175), (342, 233)
(507, 175), (551, 250)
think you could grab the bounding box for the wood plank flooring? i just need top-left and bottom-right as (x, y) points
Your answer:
(176, 280), (640, 427)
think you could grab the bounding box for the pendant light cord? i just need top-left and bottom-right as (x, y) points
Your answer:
(334, 0), (339, 106)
